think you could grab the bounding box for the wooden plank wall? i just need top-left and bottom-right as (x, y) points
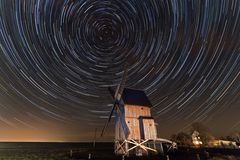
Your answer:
(125, 117), (140, 140)
(142, 119), (157, 140)
(124, 105), (152, 140)
(124, 105), (151, 118)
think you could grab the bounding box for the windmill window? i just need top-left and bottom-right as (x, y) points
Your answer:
(128, 121), (130, 124)
(141, 107), (143, 110)
(150, 124), (152, 126)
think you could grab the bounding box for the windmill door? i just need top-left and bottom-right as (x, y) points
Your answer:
(139, 118), (157, 140)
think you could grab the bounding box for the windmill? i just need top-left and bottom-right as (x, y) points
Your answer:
(101, 66), (177, 157)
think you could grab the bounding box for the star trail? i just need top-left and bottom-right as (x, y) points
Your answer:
(0, 0), (240, 141)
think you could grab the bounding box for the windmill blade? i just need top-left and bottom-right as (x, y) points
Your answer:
(100, 88), (117, 137)
(100, 120), (108, 137)
(107, 101), (117, 123)
(100, 101), (117, 137)
(101, 63), (128, 137)
(116, 63), (128, 101)
(114, 85), (120, 99)
(119, 116), (130, 138)
(116, 106), (130, 138)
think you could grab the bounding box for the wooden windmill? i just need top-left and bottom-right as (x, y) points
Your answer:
(101, 67), (176, 157)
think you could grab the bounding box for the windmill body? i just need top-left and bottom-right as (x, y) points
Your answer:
(113, 88), (161, 156)
(115, 88), (157, 140)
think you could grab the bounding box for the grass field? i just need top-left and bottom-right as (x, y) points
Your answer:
(210, 155), (240, 160)
(0, 150), (71, 160)
(0, 142), (239, 160)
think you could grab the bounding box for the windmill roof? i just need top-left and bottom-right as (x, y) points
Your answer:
(121, 88), (152, 107)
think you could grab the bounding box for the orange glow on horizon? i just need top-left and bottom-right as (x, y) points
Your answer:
(0, 129), (66, 142)
(0, 128), (94, 142)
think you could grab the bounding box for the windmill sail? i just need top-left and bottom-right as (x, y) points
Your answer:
(115, 102), (130, 139)
(101, 64), (129, 137)
(116, 64), (128, 101)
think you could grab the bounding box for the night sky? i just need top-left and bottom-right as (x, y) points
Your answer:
(0, 0), (240, 142)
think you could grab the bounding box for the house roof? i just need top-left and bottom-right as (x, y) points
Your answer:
(121, 88), (152, 107)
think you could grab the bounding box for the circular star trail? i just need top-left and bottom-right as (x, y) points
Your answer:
(0, 0), (240, 140)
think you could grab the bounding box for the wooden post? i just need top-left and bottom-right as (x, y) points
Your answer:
(166, 155), (170, 160)
(70, 149), (73, 157)
(153, 140), (156, 150)
(93, 128), (97, 148)
(125, 141), (129, 156)
(196, 154), (200, 160)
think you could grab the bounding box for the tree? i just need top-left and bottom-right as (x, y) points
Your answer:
(171, 132), (192, 146)
(190, 122), (214, 145)
(221, 132), (240, 142)
(233, 132), (240, 143)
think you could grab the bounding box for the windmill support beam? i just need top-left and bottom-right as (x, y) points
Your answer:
(115, 139), (159, 156)
(115, 140), (128, 155)
(127, 139), (158, 153)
